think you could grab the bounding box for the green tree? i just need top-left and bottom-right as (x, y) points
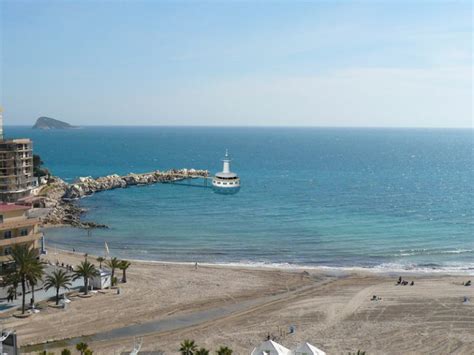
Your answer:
(44, 269), (72, 305)
(196, 348), (210, 355)
(179, 339), (198, 355)
(10, 245), (44, 314)
(4, 271), (19, 299)
(216, 346), (233, 355)
(28, 277), (37, 307)
(84, 349), (94, 355)
(105, 257), (121, 286)
(33, 154), (50, 178)
(73, 260), (99, 295)
(96, 256), (105, 269)
(76, 342), (89, 355)
(61, 349), (72, 355)
(118, 260), (131, 283)
(28, 264), (44, 306)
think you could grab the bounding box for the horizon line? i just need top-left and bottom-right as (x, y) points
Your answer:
(5, 124), (473, 130)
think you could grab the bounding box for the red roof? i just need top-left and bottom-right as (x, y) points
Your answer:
(0, 204), (30, 212)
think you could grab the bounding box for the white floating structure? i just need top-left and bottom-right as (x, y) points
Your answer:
(294, 342), (327, 355)
(251, 340), (292, 355)
(212, 149), (240, 193)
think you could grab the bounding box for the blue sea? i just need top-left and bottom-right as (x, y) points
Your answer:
(7, 126), (474, 273)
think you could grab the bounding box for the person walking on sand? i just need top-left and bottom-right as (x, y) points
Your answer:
(195, 262), (198, 270)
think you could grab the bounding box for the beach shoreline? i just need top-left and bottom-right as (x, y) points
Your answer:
(45, 244), (474, 277)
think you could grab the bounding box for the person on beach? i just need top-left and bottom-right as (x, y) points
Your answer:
(195, 262), (198, 270)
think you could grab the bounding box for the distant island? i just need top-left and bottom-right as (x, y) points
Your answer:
(32, 116), (78, 129)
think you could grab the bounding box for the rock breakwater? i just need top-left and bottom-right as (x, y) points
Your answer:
(40, 169), (208, 228)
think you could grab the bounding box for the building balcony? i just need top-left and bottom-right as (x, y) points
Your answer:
(0, 232), (42, 248)
(0, 218), (39, 230)
(0, 177), (37, 187)
(0, 148), (32, 154)
(0, 186), (35, 193)
(0, 175), (34, 183)
(0, 164), (33, 169)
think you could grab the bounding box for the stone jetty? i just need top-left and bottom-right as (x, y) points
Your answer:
(40, 169), (208, 228)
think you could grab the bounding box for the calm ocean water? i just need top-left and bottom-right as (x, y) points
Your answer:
(7, 126), (474, 272)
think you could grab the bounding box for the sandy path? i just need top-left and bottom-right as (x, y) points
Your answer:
(52, 274), (473, 355)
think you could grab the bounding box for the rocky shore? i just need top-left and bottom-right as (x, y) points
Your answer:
(39, 169), (208, 228)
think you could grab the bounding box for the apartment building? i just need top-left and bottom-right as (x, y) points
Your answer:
(0, 204), (42, 268)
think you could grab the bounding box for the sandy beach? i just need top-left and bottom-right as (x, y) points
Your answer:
(4, 249), (473, 354)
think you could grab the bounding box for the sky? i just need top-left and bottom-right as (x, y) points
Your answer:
(0, 0), (472, 127)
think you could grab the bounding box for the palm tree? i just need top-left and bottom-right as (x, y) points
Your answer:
(118, 260), (131, 283)
(27, 264), (44, 307)
(76, 342), (89, 355)
(44, 269), (72, 305)
(28, 263), (44, 308)
(10, 245), (44, 314)
(196, 348), (210, 355)
(28, 277), (37, 307)
(61, 349), (72, 355)
(96, 257), (105, 269)
(179, 339), (197, 355)
(216, 346), (233, 355)
(73, 260), (99, 295)
(4, 270), (19, 299)
(105, 257), (121, 286)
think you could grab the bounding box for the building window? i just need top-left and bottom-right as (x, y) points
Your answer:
(4, 247), (12, 255)
(4, 231), (12, 239)
(20, 229), (28, 236)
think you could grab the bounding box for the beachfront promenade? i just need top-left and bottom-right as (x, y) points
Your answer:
(0, 264), (83, 313)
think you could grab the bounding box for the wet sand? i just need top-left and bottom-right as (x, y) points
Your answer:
(7, 250), (474, 354)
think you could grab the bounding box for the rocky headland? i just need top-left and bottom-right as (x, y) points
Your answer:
(32, 116), (78, 129)
(39, 169), (208, 228)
